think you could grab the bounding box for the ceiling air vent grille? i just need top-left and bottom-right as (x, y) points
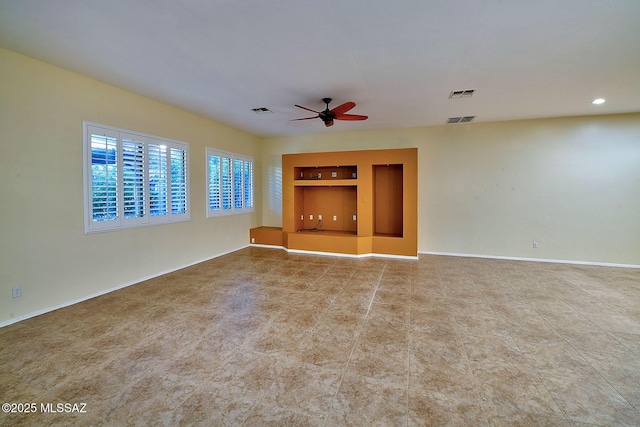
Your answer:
(446, 116), (476, 124)
(449, 89), (475, 99)
(251, 107), (273, 114)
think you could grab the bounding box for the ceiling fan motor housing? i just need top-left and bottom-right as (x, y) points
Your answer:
(293, 97), (366, 127)
(319, 110), (335, 122)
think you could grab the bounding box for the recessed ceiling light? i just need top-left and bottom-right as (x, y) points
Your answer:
(591, 98), (605, 105)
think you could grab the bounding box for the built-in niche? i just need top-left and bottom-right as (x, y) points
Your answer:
(295, 186), (357, 234)
(373, 164), (403, 237)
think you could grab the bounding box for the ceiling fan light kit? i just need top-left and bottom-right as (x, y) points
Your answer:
(292, 98), (368, 127)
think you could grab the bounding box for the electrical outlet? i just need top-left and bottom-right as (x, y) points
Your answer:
(332, 171), (337, 178)
(12, 286), (22, 298)
(300, 215), (304, 221)
(333, 215), (337, 221)
(533, 241), (538, 248)
(317, 173), (321, 178)
(310, 214), (313, 220)
(251, 237), (255, 244)
(352, 215), (357, 221)
(318, 215), (322, 220)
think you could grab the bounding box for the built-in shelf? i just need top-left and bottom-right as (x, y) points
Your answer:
(293, 179), (356, 187)
(294, 165), (357, 181)
(295, 229), (357, 236)
(281, 149), (417, 257)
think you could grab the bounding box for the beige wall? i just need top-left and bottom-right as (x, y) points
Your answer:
(0, 48), (262, 324)
(263, 114), (640, 266)
(2, 45), (639, 325)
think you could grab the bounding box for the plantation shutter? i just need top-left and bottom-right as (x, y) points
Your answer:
(244, 160), (253, 209)
(122, 136), (145, 220)
(89, 128), (119, 228)
(148, 144), (168, 217)
(170, 147), (187, 215)
(222, 156), (233, 210)
(205, 148), (253, 218)
(208, 154), (221, 211)
(233, 158), (243, 209)
(84, 122), (190, 233)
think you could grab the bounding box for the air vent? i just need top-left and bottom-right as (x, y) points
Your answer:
(251, 107), (273, 114)
(446, 116), (476, 124)
(449, 89), (475, 99)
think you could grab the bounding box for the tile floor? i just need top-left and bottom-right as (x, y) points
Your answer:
(1, 247), (640, 426)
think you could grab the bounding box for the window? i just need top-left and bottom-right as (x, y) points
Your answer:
(206, 148), (253, 217)
(83, 122), (190, 233)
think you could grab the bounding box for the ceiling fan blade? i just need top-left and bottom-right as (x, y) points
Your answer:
(295, 104), (320, 114)
(335, 114), (368, 121)
(331, 101), (356, 117)
(291, 116), (319, 121)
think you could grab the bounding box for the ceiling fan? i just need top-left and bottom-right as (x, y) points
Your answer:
(292, 98), (368, 127)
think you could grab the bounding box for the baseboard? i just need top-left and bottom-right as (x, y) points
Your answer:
(249, 243), (286, 250)
(0, 246), (249, 329)
(419, 251), (640, 269)
(251, 243), (419, 260)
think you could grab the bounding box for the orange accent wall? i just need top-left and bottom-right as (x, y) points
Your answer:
(282, 148), (417, 257)
(250, 226), (284, 246)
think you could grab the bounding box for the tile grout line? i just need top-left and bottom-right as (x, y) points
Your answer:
(435, 259), (492, 424)
(406, 275), (413, 427)
(508, 262), (586, 424)
(512, 263), (640, 418)
(293, 267), (356, 353)
(322, 264), (387, 427)
(479, 262), (572, 423)
(545, 273), (638, 356)
(516, 264), (640, 422)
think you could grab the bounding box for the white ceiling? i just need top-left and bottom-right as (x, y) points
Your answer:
(1, 0), (639, 137)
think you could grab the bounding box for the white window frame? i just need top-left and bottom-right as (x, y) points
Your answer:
(83, 121), (190, 233)
(206, 148), (254, 218)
